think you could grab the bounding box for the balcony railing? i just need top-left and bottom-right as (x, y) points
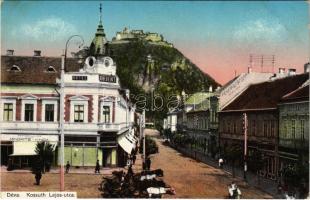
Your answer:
(1, 121), (133, 134)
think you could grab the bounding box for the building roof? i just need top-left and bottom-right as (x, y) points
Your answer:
(185, 92), (212, 105)
(1, 55), (82, 85)
(281, 84), (309, 103)
(187, 94), (217, 113)
(222, 73), (309, 111)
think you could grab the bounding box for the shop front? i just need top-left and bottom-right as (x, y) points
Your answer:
(1, 134), (58, 169)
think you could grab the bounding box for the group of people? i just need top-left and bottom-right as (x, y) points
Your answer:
(228, 182), (242, 199)
(65, 159), (101, 174)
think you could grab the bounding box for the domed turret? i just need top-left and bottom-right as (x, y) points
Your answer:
(89, 3), (108, 57)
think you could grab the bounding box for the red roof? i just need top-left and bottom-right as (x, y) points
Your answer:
(222, 73), (309, 111)
(1, 55), (82, 85)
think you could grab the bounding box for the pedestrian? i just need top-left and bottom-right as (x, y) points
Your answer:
(132, 154), (137, 165)
(128, 165), (133, 176)
(146, 157), (151, 170)
(65, 161), (71, 173)
(218, 158), (224, 168)
(35, 170), (42, 185)
(95, 160), (100, 174)
(142, 161), (147, 170)
(277, 181), (283, 195)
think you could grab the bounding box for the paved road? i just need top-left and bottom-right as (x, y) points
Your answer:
(145, 129), (273, 199)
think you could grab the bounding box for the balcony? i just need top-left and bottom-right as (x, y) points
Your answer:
(1, 121), (59, 134)
(1, 121), (133, 135)
(97, 122), (130, 132)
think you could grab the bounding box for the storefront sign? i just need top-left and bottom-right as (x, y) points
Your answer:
(1, 134), (58, 142)
(99, 75), (116, 83)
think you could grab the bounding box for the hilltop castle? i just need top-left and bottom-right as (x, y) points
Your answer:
(111, 27), (173, 47)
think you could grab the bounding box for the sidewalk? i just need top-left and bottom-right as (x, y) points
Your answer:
(1, 165), (123, 175)
(170, 143), (282, 199)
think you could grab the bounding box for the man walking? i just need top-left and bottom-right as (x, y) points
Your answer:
(146, 157), (151, 170)
(218, 158), (224, 169)
(65, 161), (71, 173)
(95, 160), (100, 174)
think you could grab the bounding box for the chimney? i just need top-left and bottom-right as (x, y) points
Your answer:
(248, 67), (252, 73)
(33, 50), (41, 57)
(278, 68), (286, 74)
(6, 49), (14, 56)
(304, 63), (310, 73)
(209, 85), (213, 92)
(288, 68), (296, 76)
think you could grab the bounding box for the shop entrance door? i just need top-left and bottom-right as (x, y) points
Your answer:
(102, 148), (112, 167)
(1, 142), (13, 165)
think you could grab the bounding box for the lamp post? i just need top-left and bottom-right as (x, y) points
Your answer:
(60, 35), (84, 191)
(64, 35), (84, 71)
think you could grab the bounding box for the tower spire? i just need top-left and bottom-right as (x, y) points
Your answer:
(99, 3), (102, 25)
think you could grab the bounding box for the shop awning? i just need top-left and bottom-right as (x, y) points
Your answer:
(10, 140), (57, 156)
(117, 129), (136, 154)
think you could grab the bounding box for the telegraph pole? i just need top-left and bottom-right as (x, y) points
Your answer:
(60, 54), (65, 191)
(243, 113), (248, 181)
(142, 110), (146, 165)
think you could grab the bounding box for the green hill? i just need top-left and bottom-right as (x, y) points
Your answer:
(108, 41), (219, 121)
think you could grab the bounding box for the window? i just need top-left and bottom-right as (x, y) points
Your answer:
(3, 103), (13, 121)
(263, 120), (268, 137)
(301, 120), (305, 140)
(24, 104), (34, 121)
(233, 122), (237, 134)
(283, 120), (287, 138)
(74, 105), (84, 122)
(9, 65), (21, 72)
(270, 121), (275, 137)
(102, 106), (110, 123)
(251, 120), (256, 136)
(46, 66), (56, 73)
(291, 120), (296, 139)
(45, 104), (54, 122)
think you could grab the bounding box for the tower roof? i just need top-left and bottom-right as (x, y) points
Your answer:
(89, 3), (108, 57)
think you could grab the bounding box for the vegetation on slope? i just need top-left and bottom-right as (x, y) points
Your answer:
(109, 41), (219, 122)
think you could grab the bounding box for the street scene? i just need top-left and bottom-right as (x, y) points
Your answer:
(2, 129), (272, 198)
(1, 1), (309, 199)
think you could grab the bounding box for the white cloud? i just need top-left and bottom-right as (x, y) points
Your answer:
(19, 17), (77, 42)
(233, 19), (286, 44)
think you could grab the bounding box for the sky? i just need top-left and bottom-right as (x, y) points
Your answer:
(1, 1), (309, 84)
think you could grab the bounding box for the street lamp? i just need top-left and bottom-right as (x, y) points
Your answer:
(64, 35), (84, 71)
(60, 35), (84, 191)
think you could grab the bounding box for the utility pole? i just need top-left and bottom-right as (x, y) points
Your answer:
(142, 110), (146, 166)
(243, 113), (248, 181)
(60, 54), (65, 191)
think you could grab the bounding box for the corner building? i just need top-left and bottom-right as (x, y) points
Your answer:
(1, 14), (136, 168)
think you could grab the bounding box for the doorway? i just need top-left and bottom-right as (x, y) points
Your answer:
(1, 142), (13, 165)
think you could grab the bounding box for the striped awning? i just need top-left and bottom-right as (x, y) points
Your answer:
(117, 129), (136, 154)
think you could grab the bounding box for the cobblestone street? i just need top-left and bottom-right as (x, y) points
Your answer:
(145, 129), (273, 199)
